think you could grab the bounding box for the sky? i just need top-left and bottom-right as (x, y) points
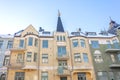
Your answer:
(0, 0), (120, 35)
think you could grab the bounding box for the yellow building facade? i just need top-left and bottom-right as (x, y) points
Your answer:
(7, 14), (95, 80)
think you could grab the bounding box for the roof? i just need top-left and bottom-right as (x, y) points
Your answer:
(0, 34), (13, 38)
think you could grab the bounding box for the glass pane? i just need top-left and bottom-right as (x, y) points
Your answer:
(19, 40), (24, 48)
(91, 41), (99, 48)
(42, 40), (48, 48)
(28, 37), (33, 46)
(72, 39), (78, 47)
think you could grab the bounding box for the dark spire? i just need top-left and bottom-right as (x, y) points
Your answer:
(56, 10), (64, 32)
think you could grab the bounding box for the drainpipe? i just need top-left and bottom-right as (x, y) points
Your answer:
(38, 38), (40, 80)
(68, 36), (73, 80)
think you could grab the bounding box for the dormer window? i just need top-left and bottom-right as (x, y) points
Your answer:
(86, 32), (97, 36)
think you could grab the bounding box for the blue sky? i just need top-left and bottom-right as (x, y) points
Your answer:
(0, 0), (120, 34)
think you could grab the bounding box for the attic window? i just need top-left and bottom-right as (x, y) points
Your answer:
(86, 32), (96, 36)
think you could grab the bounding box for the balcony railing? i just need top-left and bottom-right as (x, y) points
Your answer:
(8, 62), (24, 69)
(56, 53), (69, 60)
(56, 66), (70, 76)
(109, 62), (120, 68)
(105, 48), (120, 53)
(11, 46), (26, 51)
(8, 60), (24, 69)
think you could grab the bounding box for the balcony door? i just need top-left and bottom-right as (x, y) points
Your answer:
(78, 73), (86, 80)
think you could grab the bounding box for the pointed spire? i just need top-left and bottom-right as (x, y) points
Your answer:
(56, 10), (64, 32)
(58, 10), (61, 17)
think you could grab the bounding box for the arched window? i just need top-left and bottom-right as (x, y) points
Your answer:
(0, 74), (6, 80)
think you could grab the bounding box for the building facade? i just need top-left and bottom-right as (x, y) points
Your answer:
(7, 14), (95, 80)
(87, 32), (120, 80)
(0, 34), (13, 80)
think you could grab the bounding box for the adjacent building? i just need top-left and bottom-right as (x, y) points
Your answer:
(0, 34), (13, 80)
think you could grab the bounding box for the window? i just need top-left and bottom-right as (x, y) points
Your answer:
(106, 40), (111, 49)
(33, 53), (37, 62)
(60, 36), (62, 41)
(58, 60), (67, 67)
(28, 37), (33, 46)
(94, 50), (103, 63)
(97, 72), (108, 80)
(57, 36), (59, 41)
(117, 54), (120, 61)
(42, 54), (48, 63)
(57, 46), (66, 56)
(63, 36), (66, 41)
(41, 72), (48, 80)
(0, 40), (3, 49)
(19, 40), (24, 48)
(3, 56), (10, 66)
(15, 72), (25, 80)
(74, 53), (81, 62)
(7, 41), (13, 49)
(34, 38), (38, 47)
(72, 39), (78, 47)
(113, 39), (119, 49)
(16, 54), (23, 63)
(80, 39), (86, 48)
(42, 40), (48, 48)
(109, 72), (114, 80)
(116, 72), (120, 80)
(83, 53), (89, 63)
(57, 36), (66, 41)
(26, 52), (32, 62)
(111, 54), (115, 62)
(91, 41), (99, 48)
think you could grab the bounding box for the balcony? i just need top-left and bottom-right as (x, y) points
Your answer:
(11, 47), (26, 52)
(56, 53), (69, 60)
(8, 62), (24, 69)
(56, 66), (71, 76)
(105, 48), (120, 53)
(109, 62), (120, 68)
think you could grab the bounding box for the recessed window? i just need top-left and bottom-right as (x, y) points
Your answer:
(42, 40), (48, 48)
(41, 72), (48, 80)
(57, 46), (66, 56)
(33, 53), (37, 62)
(19, 40), (24, 48)
(74, 53), (81, 62)
(34, 38), (38, 47)
(7, 41), (13, 49)
(0, 40), (3, 49)
(117, 54), (120, 61)
(106, 40), (111, 49)
(113, 39), (119, 49)
(28, 37), (33, 46)
(72, 39), (78, 47)
(58, 60), (67, 67)
(26, 52), (32, 62)
(83, 53), (89, 63)
(15, 72), (25, 80)
(16, 54), (23, 63)
(80, 39), (86, 48)
(91, 40), (99, 48)
(3, 56), (10, 66)
(42, 54), (48, 63)
(97, 72), (108, 80)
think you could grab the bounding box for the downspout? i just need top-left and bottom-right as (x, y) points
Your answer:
(69, 36), (73, 80)
(38, 38), (40, 80)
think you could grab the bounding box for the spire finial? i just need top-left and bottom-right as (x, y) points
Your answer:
(58, 10), (61, 17)
(109, 16), (112, 21)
